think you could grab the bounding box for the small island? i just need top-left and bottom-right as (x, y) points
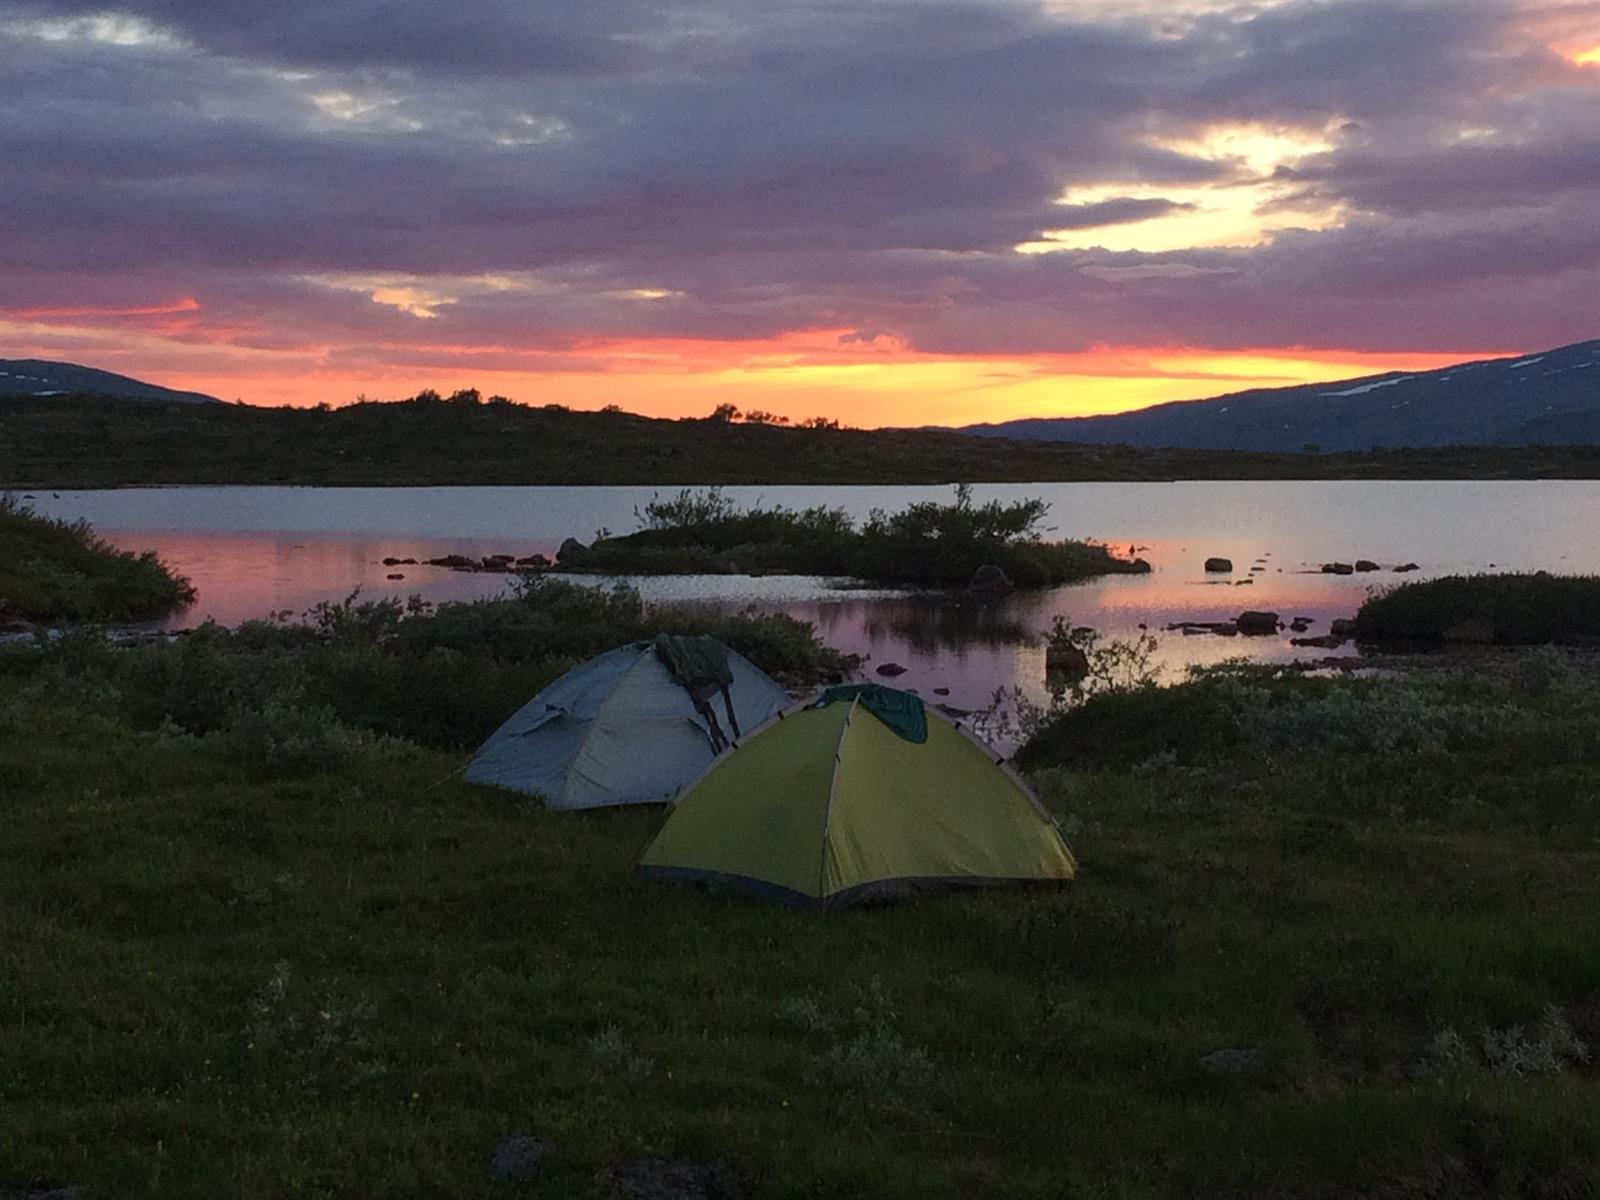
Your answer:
(556, 485), (1150, 590)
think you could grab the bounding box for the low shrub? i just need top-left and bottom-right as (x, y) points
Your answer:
(0, 492), (195, 621)
(576, 485), (1145, 589)
(1357, 573), (1600, 644)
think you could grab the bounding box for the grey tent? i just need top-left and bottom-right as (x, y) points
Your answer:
(463, 636), (790, 810)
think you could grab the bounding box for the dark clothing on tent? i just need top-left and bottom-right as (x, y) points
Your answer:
(814, 683), (928, 743)
(654, 633), (742, 750)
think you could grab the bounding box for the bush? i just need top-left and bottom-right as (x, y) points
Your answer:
(0, 492), (195, 622)
(4, 577), (851, 753)
(1357, 573), (1600, 644)
(581, 485), (1144, 589)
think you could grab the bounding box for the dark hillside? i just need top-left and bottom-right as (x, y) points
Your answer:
(4, 392), (1600, 486)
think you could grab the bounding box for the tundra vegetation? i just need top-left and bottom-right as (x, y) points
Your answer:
(0, 492), (194, 622)
(4, 513), (1600, 1196)
(1356, 572), (1600, 644)
(6, 391), (1600, 486)
(565, 485), (1148, 588)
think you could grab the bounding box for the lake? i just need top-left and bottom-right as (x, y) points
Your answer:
(24, 481), (1600, 715)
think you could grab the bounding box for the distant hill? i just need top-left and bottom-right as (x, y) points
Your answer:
(959, 338), (1600, 451)
(3, 391), (1599, 487)
(0, 359), (220, 405)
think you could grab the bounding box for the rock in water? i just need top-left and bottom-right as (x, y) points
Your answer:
(557, 537), (589, 564)
(1354, 559), (1380, 572)
(1236, 610), (1280, 635)
(1045, 642), (1090, 680)
(1203, 557), (1233, 573)
(1321, 562), (1355, 575)
(875, 662), (908, 677)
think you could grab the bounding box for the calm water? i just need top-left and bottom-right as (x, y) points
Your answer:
(23, 482), (1600, 714)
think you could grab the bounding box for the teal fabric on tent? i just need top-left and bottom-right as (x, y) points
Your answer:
(463, 640), (789, 810)
(815, 683), (928, 743)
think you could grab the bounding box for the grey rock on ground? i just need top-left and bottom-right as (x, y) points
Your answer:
(602, 1157), (749, 1200)
(490, 1136), (550, 1183)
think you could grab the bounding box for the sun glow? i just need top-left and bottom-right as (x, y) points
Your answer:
(1022, 122), (1345, 254)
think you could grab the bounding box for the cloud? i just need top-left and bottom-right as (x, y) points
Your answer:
(1, 0), (1596, 400)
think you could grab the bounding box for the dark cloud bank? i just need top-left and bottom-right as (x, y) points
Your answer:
(1, 0), (1596, 366)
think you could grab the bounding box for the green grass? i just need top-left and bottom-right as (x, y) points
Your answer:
(571, 486), (1150, 588)
(3, 638), (1600, 1196)
(0, 493), (195, 622)
(1357, 573), (1600, 644)
(5, 393), (1600, 487)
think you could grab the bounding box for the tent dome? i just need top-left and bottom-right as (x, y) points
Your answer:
(464, 638), (789, 810)
(638, 686), (1075, 907)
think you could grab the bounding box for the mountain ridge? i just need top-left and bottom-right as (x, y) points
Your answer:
(956, 338), (1600, 450)
(0, 359), (220, 405)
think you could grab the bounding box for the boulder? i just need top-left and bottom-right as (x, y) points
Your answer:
(1329, 618), (1358, 637)
(1354, 559), (1381, 572)
(968, 563), (1013, 594)
(1045, 642), (1090, 681)
(1443, 617), (1495, 644)
(1289, 618), (1311, 632)
(490, 1136), (550, 1183)
(1394, 562), (1420, 573)
(1290, 634), (1345, 649)
(515, 554), (553, 568)
(932, 687), (950, 696)
(875, 662), (908, 677)
(556, 537), (589, 564)
(480, 557), (513, 572)
(385, 573), (404, 581)
(1321, 562), (1355, 575)
(1197, 1047), (1262, 1077)
(1203, 557), (1233, 573)
(425, 554), (476, 569)
(1235, 610), (1280, 636)
(602, 1157), (749, 1200)
(1166, 620), (1238, 637)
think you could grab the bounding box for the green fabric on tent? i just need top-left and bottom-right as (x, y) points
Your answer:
(815, 683), (927, 743)
(638, 693), (1075, 908)
(653, 633), (734, 690)
(653, 632), (741, 748)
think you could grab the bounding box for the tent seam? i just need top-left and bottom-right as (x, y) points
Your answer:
(818, 695), (858, 900)
(558, 641), (647, 809)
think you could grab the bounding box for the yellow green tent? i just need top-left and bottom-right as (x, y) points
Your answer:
(637, 685), (1076, 908)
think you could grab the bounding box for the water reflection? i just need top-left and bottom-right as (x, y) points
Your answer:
(40, 478), (1596, 720)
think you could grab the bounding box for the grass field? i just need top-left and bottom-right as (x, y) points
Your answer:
(5, 628), (1599, 1197)
(5, 393), (1600, 487)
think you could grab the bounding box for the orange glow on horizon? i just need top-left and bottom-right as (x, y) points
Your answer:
(135, 338), (1491, 428)
(0, 304), (1509, 427)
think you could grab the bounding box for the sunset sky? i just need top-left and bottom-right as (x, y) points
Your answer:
(2, 0), (1597, 426)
